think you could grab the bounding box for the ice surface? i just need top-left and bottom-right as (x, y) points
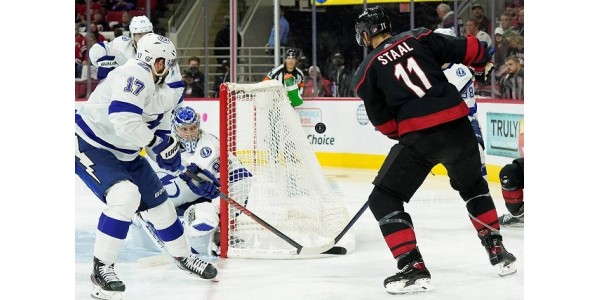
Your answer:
(75, 168), (524, 300)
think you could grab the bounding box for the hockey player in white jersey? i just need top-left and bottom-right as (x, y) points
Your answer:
(130, 106), (253, 257)
(75, 33), (218, 300)
(435, 28), (488, 178)
(89, 15), (185, 108)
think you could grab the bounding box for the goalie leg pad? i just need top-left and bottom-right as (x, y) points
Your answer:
(183, 202), (219, 237)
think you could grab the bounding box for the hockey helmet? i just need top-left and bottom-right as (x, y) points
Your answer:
(355, 6), (392, 47)
(129, 15), (154, 34)
(285, 48), (299, 59)
(136, 33), (177, 77)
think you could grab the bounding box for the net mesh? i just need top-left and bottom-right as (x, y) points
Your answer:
(221, 80), (355, 258)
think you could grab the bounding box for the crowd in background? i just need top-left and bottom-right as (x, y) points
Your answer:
(76, 0), (524, 100)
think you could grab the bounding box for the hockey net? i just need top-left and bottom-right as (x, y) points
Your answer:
(219, 80), (356, 259)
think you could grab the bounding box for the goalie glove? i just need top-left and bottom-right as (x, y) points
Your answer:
(179, 163), (221, 199)
(147, 135), (181, 172)
(469, 42), (495, 84)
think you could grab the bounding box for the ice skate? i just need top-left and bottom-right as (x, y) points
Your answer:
(90, 257), (125, 300)
(174, 254), (218, 279)
(499, 213), (524, 227)
(384, 250), (434, 294)
(478, 230), (517, 276)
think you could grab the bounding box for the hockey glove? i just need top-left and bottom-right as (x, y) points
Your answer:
(469, 42), (495, 84)
(148, 135), (181, 172)
(96, 55), (118, 80)
(179, 163), (221, 199)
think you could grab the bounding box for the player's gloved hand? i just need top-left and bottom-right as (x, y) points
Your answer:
(96, 55), (117, 80)
(148, 135), (181, 172)
(469, 42), (495, 83)
(179, 163), (221, 199)
(471, 119), (485, 150)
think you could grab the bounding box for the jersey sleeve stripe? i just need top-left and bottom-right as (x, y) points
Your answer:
(167, 80), (186, 89)
(463, 35), (483, 66)
(76, 113), (139, 154)
(108, 100), (143, 115)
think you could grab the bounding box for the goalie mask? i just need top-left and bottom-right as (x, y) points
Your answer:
(172, 106), (201, 153)
(355, 6), (392, 48)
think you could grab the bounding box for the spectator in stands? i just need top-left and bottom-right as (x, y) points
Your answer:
(76, 13), (87, 33)
(75, 24), (87, 78)
(213, 15), (242, 72)
(265, 6), (290, 56)
(91, 0), (109, 16)
(436, 3), (464, 36)
(497, 13), (520, 43)
(112, 10), (131, 31)
(499, 56), (524, 100)
(183, 56), (205, 97)
(302, 66), (333, 97)
(213, 59), (230, 98)
(471, 3), (491, 35)
(109, 0), (136, 11)
(113, 27), (123, 39)
(504, 2), (519, 28)
(297, 55), (310, 76)
(465, 19), (491, 49)
(515, 7), (524, 36)
(493, 28), (510, 80)
(326, 53), (353, 97)
(81, 33), (99, 80)
(93, 10), (110, 32)
(89, 23), (107, 43)
(507, 34), (524, 66)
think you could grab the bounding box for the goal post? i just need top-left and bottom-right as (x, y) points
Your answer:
(219, 80), (356, 259)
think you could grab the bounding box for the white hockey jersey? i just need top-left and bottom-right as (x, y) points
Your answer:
(75, 59), (177, 161)
(89, 35), (184, 106)
(151, 131), (253, 209)
(443, 63), (478, 121)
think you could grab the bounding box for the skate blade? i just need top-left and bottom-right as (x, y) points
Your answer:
(385, 278), (434, 295)
(497, 261), (517, 277)
(91, 286), (123, 300)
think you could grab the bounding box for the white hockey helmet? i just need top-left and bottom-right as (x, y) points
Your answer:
(434, 28), (457, 37)
(136, 33), (177, 77)
(129, 15), (153, 34)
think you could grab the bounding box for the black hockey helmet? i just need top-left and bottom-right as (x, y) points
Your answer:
(285, 48), (299, 59)
(355, 6), (392, 47)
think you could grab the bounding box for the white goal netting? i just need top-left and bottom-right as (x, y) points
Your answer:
(219, 80), (356, 259)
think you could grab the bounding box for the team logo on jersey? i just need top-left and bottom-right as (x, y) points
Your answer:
(456, 68), (467, 77)
(200, 147), (212, 158)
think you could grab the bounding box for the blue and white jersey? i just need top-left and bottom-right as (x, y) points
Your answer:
(151, 132), (253, 209)
(75, 59), (177, 161)
(89, 35), (185, 107)
(443, 63), (478, 122)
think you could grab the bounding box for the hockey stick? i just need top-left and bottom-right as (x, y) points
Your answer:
(134, 213), (174, 267)
(183, 170), (363, 255)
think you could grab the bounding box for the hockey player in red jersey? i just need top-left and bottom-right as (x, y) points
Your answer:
(498, 157), (524, 226)
(352, 6), (516, 294)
